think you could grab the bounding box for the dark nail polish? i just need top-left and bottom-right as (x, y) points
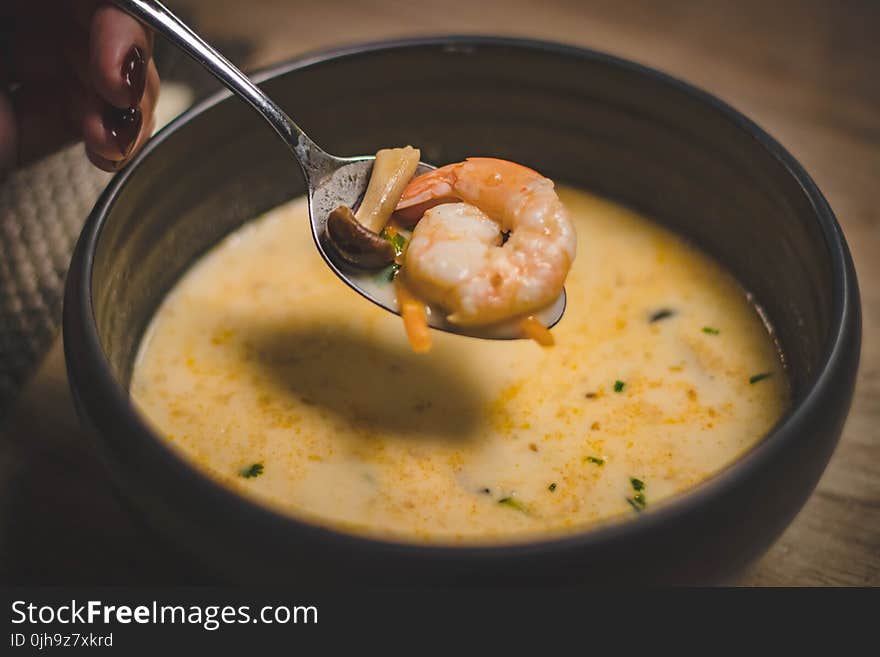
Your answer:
(121, 45), (146, 107)
(103, 105), (142, 158)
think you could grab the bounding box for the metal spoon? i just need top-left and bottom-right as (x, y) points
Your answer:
(113, 0), (565, 338)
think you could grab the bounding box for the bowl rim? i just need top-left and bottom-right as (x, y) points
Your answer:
(65, 35), (859, 561)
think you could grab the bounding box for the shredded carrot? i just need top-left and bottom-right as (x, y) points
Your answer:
(520, 315), (555, 347)
(395, 277), (432, 353)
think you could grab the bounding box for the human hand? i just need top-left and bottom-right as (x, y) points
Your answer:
(0, 1), (159, 176)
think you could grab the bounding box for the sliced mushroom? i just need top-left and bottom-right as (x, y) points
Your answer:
(327, 205), (395, 268)
(355, 146), (421, 234)
(325, 146), (420, 268)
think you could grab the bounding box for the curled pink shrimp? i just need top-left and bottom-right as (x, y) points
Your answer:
(394, 157), (576, 326)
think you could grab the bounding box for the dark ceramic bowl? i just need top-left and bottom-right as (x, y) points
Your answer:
(63, 37), (860, 585)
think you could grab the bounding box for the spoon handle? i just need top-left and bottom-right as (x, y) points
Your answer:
(112, 0), (331, 172)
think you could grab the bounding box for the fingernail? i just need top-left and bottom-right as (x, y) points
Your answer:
(103, 105), (142, 158)
(121, 45), (146, 107)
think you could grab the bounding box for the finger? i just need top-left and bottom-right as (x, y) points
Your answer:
(72, 2), (156, 53)
(90, 4), (153, 109)
(82, 94), (141, 164)
(83, 59), (159, 170)
(8, 62), (158, 172)
(84, 146), (124, 172)
(139, 59), (160, 137)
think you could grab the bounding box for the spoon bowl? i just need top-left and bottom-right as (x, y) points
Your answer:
(114, 0), (567, 336)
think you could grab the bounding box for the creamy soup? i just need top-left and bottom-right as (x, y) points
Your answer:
(131, 187), (788, 543)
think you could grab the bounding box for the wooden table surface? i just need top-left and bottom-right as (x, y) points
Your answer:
(1, 0), (877, 586)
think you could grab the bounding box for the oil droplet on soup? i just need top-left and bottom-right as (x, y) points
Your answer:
(130, 187), (788, 544)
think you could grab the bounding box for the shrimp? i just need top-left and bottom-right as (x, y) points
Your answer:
(394, 157), (576, 327)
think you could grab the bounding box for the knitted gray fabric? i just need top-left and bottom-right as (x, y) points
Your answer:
(0, 148), (110, 417)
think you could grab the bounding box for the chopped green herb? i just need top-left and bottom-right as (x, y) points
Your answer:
(626, 477), (647, 513)
(380, 229), (407, 256)
(390, 234), (406, 255)
(375, 262), (400, 283)
(627, 492), (647, 512)
(749, 372), (773, 384)
(498, 497), (528, 513)
(614, 380), (625, 393)
(241, 463), (264, 478)
(702, 326), (720, 335)
(626, 497), (644, 513)
(585, 456), (605, 466)
(548, 483), (557, 492)
(649, 308), (676, 323)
